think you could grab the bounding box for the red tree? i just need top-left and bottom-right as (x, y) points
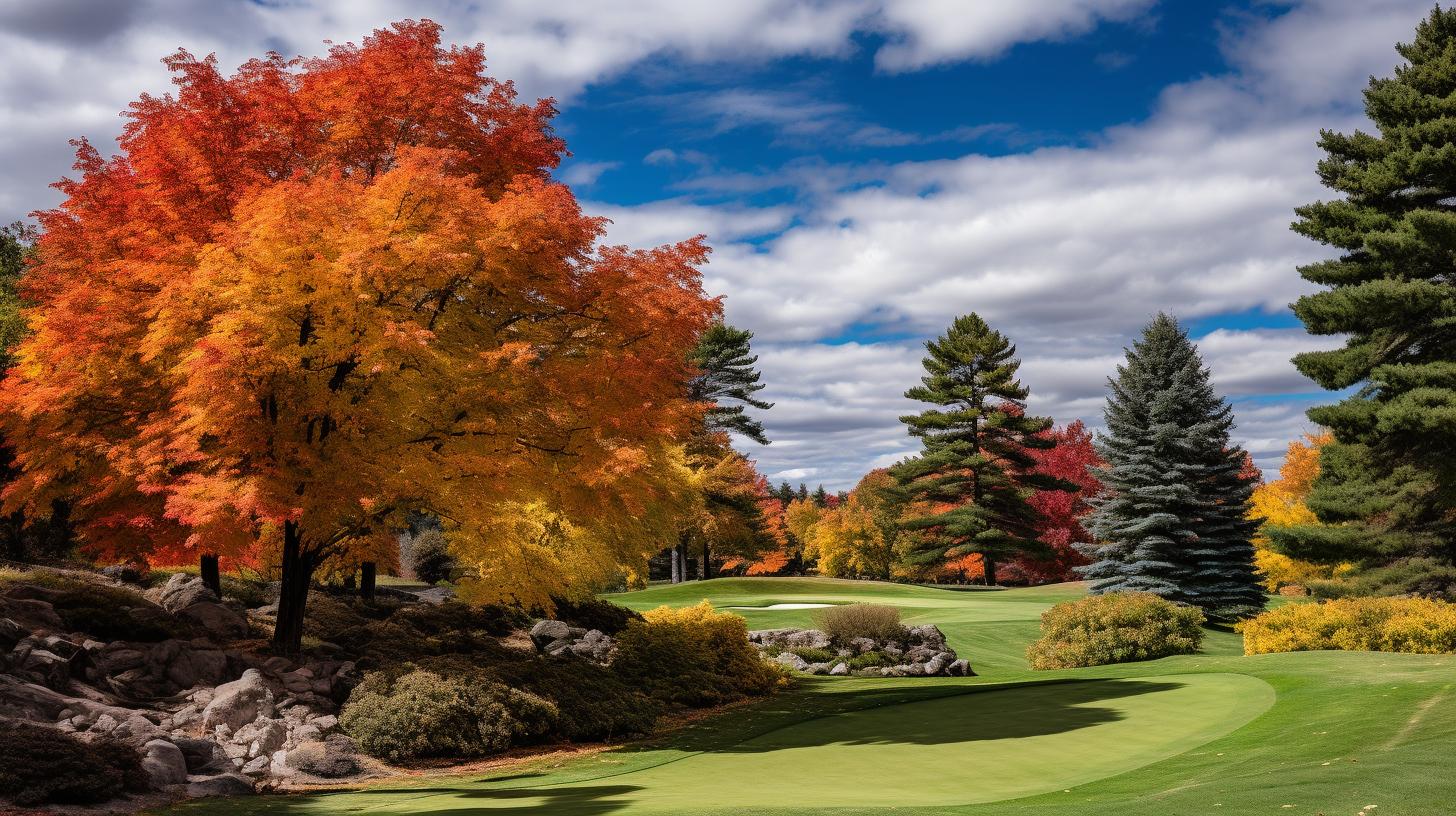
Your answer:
(1004, 420), (1103, 584)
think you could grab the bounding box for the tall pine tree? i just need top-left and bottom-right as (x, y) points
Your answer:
(891, 313), (1072, 586)
(1081, 314), (1262, 620)
(1269, 9), (1456, 597)
(687, 322), (773, 445)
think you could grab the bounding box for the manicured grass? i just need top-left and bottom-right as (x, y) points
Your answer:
(160, 577), (1456, 816)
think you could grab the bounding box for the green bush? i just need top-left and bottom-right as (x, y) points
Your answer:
(847, 651), (888, 670)
(409, 529), (456, 585)
(1241, 596), (1456, 655)
(789, 646), (838, 663)
(1026, 592), (1205, 670)
(813, 604), (905, 644)
(0, 721), (142, 805)
(341, 666), (557, 761)
(489, 659), (660, 741)
(549, 596), (643, 635)
(613, 602), (785, 707)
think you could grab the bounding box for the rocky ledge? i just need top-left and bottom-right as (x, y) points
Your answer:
(748, 624), (975, 677)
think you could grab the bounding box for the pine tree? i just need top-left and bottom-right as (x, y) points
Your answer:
(1081, 314), (1262, 620)
(797, 483), (810, 502)
(1269, 8), (1456, 597)
(688, 322), (773, 445)
(891, 313), (1073, 586)
(811, 484), (830, 507)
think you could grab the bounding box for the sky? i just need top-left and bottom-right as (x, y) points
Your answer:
(0, 0), (1435, 490)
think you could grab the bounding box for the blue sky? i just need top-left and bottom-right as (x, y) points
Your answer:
(0, 0), (1435, 488)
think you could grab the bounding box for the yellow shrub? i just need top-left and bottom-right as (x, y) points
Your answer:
(616, 601), (787, 706)
(1240, 597), (1456, 655)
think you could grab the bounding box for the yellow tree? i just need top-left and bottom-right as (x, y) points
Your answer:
(1249, 433), (1337, 591)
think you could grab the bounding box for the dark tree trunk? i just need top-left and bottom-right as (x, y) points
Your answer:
(360, 561), (376, 602)
(701, 540), (712, 580)
(272, 521), (318, 654)
(343, 572), (356, 590)
(984, 556), (997, 587)
(199, 553), (221, 599)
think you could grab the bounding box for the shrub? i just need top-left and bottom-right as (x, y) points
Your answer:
(789, 646), (838, 663)
(1026, 593), (1205, 670)
(410, 529), (456, 585)
(847, 651), (888, 670)
(0, 721), (132, 805)
(613, 601), (785, 707)
(341, 666), (558, 761)
(1240, 596), (1456, 655)
(489, 659), (660, 742)
(549, 596), (643, 635)
(813, 604), (905, 644)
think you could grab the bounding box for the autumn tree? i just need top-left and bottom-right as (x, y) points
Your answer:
(0, 21), (717, 651)
(1250, 433), (1341, 592)
(808, 469), (904, 579)
(677, 443), (771, 581)
(1276, 9), (1456, 598)
(891, 313), (1073, 586)
(1004, 420), (1101, 584)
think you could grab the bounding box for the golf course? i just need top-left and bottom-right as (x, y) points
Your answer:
(160, 578), (1456, 815)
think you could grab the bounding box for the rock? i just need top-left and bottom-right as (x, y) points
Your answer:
(805, 662), (832, 675)
(154, 573), (218, 612)
(947, 659), (975, 677)
(202, 669), (274, 731)
(773, 652), (809, 672)
(16, 647), (72, 689)
(829, 662), (849, 676)
(234, 717), (287, 758)
(101, 563), (146, 584)
(785, 629), (831, 650)
(311, 714), (339, 732)
(280, 671), (313, 695)
(849, 637), (877, 654)
(2, 597), (64, 631)
(180, 602), (249, 640)
(240, 755), (271, 776)
(923, 654), (948, 676)
(186, 772), (255, 797)
(142, 738), (189, 786)
(0, 617), (27, 649)
(112, 713), (167, 747)
(286, 733), (360, 778)
(173, 736), (224, 773)
(529, 619), (572, 651)
(289, 723), (322, 746)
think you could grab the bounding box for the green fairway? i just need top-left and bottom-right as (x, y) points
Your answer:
(161, 578), (1456, 816)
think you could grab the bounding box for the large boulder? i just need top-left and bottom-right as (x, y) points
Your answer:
(202, 669), (274, 731)
(179, 602), (249, 641)
(153, 573), (219, 612)
(529, 619), (572, 651)
(186, 772), (255, 798)
(174, 736), (227, 774)
(142, 738), (189, 787)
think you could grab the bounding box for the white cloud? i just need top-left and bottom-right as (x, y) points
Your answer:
(558, 160), (621, 187)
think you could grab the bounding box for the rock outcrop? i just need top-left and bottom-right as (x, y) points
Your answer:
(749, 623), (975, 677)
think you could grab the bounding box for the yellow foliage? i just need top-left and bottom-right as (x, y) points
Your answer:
(1241, 596), (1456, 655)
(1249, 432), (1342, 590)
(784, 499), (824, 561)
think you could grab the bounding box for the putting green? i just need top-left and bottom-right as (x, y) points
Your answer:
(361, 673), (1271, 813)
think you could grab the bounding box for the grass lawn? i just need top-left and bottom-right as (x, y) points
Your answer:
(159, 578), (1456, 815)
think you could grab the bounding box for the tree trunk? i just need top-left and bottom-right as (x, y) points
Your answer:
(984, 556), (997, 587)
(701, 540), (712, 580)
(199, 553), (221, 599)
(272, 521), (317, 654)
(342, 572), (356, 590)
(670, 545), (681, 584)
(360, 561), (376, 602)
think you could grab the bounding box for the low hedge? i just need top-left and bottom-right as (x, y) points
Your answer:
(1241, 596), (1456, 655)
(341, 666), (557, 761)
(1026, 592), (1205, 670)
(0, 721), (147, 806)
(613, 601), (785, 707)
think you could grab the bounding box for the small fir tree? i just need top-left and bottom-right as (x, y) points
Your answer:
(687, 322), (773, 445)
(891, 313), (1073, 585)
(1081, 314), (1263, 620)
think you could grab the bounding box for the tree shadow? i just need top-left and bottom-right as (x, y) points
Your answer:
(699, 677), (1186, 752)
(280, 783), (641, 816)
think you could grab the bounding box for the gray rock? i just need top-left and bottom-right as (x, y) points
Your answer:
(773, 652), (809, 672)
(180, 602), (249, 640)
(849, 637), (877, 654)
(805, 662), (832, 675)
(173, 736), (224, 773)
(0, 617), (27, 649)
(16, 647), (72, 689)
(947, 659), (975, 677)
(154, 573), (218, 612)
(202, 669), (274, 731)
(112, 713), (167, 747)
(186, 772), (255, 797)
(240, 755), (271, 776)
(142, 738), (189, 787)
(829, 662), (849, 676)
(529, 619), (572, 651)
(785, 629), (831, 650)
(311, 714), (339, 732)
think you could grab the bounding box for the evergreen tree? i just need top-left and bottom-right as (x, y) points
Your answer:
(797, 483), (809, 502)
(688, 322), (773, 445)
(811, 484), (829, 507)
(891, 313), (1073, 586)
(1081, 314), (1262, 620)
(1269, 9), (1456, 597)
(776, 481), (794, 503)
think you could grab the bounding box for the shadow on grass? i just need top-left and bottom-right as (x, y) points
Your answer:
(268, 784), (641, 816)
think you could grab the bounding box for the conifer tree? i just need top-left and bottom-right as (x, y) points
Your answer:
(1081, 314), (1262, 620)
(1269, 8), (1456, 597)
(891, 313), (1073, 585)
(687, 322), (773, 445)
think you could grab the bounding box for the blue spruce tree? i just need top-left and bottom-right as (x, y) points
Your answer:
(1080, 314), (1263, 621)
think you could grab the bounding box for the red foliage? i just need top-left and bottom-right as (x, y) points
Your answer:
(1004, 420), (1103, 584)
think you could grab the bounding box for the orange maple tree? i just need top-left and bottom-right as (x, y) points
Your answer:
(1, 21), (717, 651)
